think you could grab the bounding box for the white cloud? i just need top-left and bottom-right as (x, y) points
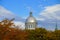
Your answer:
(14, 21), (25, 30)
(0, 6), (25, 29)
(0, 6), (24, 21)
(36, 18), (45, 21)
(39, 4), (60, 20)
(38, 4), (60, 30)
(0, 6), (15, 18)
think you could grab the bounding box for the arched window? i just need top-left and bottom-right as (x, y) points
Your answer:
(29, 25), (30, 28)
(31, 25), (32, 28)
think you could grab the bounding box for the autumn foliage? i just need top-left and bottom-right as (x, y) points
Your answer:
(0, 19), (28, 40)
(0, 19), (60, 40)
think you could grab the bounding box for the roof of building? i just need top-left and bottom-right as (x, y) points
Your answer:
(26, 12), (36, 23)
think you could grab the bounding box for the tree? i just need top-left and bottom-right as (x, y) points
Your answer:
(0, 18), (28, 40)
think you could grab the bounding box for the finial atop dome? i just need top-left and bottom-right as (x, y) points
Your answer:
(30, 11), (33, 17)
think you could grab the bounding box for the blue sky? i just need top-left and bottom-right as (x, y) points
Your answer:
(0, 0), (60, 30)
(1, 0), (60, 17)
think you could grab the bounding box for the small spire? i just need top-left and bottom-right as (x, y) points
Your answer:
(55, 19), (58, 30)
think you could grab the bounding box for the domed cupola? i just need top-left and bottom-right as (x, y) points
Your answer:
(26, 12), (36, 23)
(25, 12), (37, 30)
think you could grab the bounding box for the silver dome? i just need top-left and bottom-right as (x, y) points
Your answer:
(26, 12), (36, 23)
